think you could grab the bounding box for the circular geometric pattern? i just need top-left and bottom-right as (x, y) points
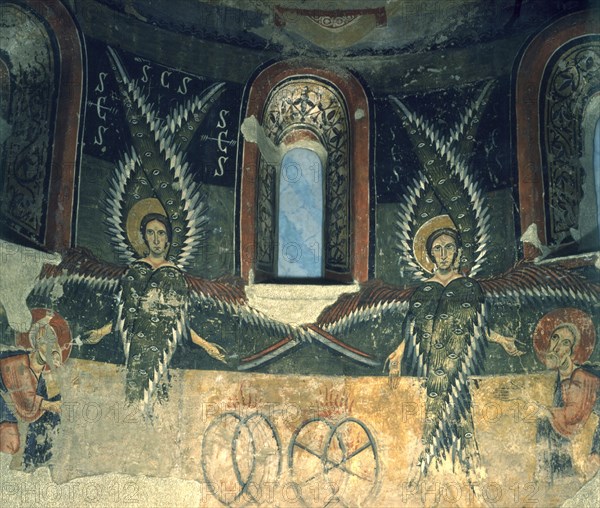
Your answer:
(201, 412), (282, 506)
(289, 417), (380, 507)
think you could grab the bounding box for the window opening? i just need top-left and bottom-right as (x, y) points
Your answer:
(277, 148), (324, 278)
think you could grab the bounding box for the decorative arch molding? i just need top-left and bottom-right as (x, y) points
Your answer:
(515, 10), (599, 259)
(239, 60), (370, 283)
(0, 0), (84, 251)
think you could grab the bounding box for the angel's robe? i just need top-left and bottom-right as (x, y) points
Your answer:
(117, 260), (188, 406)
(401, 276), (487, 476)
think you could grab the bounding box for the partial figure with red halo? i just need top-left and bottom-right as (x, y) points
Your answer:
(532, 308), (600, 482)
(0, 309), (71, 468)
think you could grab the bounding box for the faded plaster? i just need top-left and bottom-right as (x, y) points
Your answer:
(2, 2), (599, 507)
(4, 361), (600, 507)
(246, 283), (359, 325)
(0, 240), (61, 332)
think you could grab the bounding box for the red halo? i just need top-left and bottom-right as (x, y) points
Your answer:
(15, 308), (72, 370)
(533, 307), (595, 365)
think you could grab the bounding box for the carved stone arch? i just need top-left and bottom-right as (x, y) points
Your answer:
(515, 10), (599, 258)
(239, 60), (370, 283)
(0, 0), (84, 251)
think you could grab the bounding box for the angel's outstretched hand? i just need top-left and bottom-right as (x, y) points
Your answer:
(190, 329), (228, 364)
(203, 341), (228, 364)
(386, 343), (405, 390)
(83, 323), (112, 345)
(489, 330), (525, 356)
(500, 336), (525, 357)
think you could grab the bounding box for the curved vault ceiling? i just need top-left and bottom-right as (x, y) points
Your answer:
(73, 0), (592, 90)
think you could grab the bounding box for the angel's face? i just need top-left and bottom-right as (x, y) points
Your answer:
(430, 234), (457, 272)
(545, 325), (576, 369)
(144, 220), (169, 259)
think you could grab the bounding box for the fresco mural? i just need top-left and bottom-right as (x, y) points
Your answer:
(1, 0), (600, 506)
(532, 308), (599, 483)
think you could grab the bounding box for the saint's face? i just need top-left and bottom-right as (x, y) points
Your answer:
(34, 324), (62, 369)
(430, 234), (457, 272)
(545, 326), (576, 370)
(144, 220), (169, 259)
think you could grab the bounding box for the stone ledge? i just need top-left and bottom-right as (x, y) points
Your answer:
(246, 282), (360, 325)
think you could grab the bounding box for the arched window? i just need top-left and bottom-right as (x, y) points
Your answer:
(277, 147), (324, 278)
(0, 0), (84, 251)
(239, 61), (371, 283)
(515, 11), (599, 259)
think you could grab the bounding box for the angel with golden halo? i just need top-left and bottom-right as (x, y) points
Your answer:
(387, 214), (520, 485)
(30, 48), (303, 416)
(284, 82), (600, 488)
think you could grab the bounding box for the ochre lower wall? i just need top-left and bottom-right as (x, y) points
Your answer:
(15, 359), (593, 507)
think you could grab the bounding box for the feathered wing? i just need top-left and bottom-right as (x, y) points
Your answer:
(28, 248), (126, 344)
(104, 47), (225, 268)
(479, 261), (600, 305)
(289, 281), (417, 367)
(394, 174), (443, 280)
(184, 275), (317, 370)
(315, 280), (414, 336)
(33, 247), (125, 296)
(420, 302), (488, 477)
(182, 279), (412, 371)
(104, 150), (138, 264)
(390, 82), (494, 279)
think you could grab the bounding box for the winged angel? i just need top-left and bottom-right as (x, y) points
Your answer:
(283, 83), (600, 485)
(30, 49), (307, 415)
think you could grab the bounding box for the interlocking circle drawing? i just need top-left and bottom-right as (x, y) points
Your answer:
(201, 412), (282, 506)
(288, 417), (380, 507)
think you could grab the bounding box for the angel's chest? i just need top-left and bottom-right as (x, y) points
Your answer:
(123, 264), (183, 293)
(409, 281), (478, 333)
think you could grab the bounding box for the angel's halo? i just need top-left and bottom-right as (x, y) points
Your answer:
(413, 214), (457, 274)
(126, 198), (168, 257)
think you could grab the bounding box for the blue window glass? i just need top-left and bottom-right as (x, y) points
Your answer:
(277, 148), (324, 278)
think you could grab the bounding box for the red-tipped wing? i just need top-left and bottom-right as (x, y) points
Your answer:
(185, 273), (247, 306)
(479, 260), (600, 304)
(316, 280), (415, 331)
(34, 247), (126, 296)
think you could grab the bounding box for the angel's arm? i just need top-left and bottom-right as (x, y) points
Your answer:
(386, 341), (406, 389)
(487, 329), (524, 356)
(84, 322), (113, 345)
(480, 261), (600, 356)
(385, 300), (415, 386)
(190, 328), (227, 363)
